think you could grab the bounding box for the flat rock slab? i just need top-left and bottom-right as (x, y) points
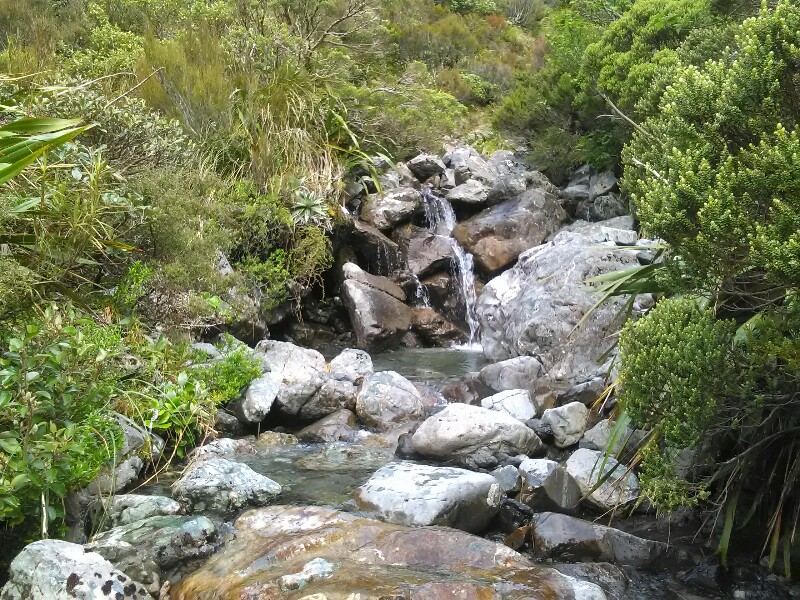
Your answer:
(355, 461), (502, 532)
(170, 505), (591, 599)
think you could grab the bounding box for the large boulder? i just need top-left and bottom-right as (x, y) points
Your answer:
(453, 187), (567, 273)
(0, 539), (148, 600)
(407, 153), (447, 181)
(412, 307), (464, 346)
(356, 371), (426, 430)
(518, 458), (581, 512)
(170, 505), (587, 599)
(477, 229), (643, 386)
(297, 409), (359, 443)
(89, 494), (183, 531)
(564, 448), (639, 511)
(359, 187), (423, 230)
(355, 461), (502, 532)
(393, 224), (455, 278)
(481, 389), (537, 422)
(328, 348), (373, 383)
(350, 219), (401, 275)
(232, 374), (280, 424)
(341, 263), (412, 352)
(86, 515), (218, 594)
(298, 376), (359, 421)
(559, 216), (638, 245)
(411, 403), (543, 469)
(478, 356), (544, 393)
(171, 457), (282, 515)
(541, 402), (590, 448)
(251, 339), (328, 417)
(529, 512), (671, 569)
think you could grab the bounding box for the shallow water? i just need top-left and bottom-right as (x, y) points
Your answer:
(371, 346), (486, 383)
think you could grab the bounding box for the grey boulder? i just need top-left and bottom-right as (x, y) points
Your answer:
(0, 539), (148, 600)
(407, 153), (447, 181)
(360, 187), (423, 230)
(297, 409), (359, 443)
(481, 389), (537, 422)
(232, 375), (280, 424)
(341, 263), (412, 352)
(171, 457), (281, 514)
(356, 461), (502, 532)
(541, 402), (590, 448)
(89, 494), (182, 531)
(356, 371), (425, 430)
(565, 448), (639, 511)
(329, 348), (373, 383)
(411, 403), (543, 469)
(518, 458), (581, 512)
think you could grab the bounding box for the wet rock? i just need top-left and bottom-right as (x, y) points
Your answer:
(394, 224), (455, 277)
(553, 563), (628, 600)
(356, 461), (502, 532)
(341, 263), (412, 352)
(254, 339), (327, 417)
(356, 371), (425, 430)
(412, 307), (464, 346)
(518, 458), (581, 512)
(481, 389), (537, 421)
(232, 374), (280, 424)
(172, 457), (281, 515)
(407, 154), (446, 181)
(190, 437), (257, 459)
(446, 179), (490, 206)
(89, 494), (183, 532)
(526, 418), (554, 444)
(453, 187), (567, 273)
(411, 403), (543, 469)
(565, 448), (639, 511)
(542, 402), (590, 448)
(530, 512), (669, 569)
(0, 539), (148, 600)
(477, 229), (643, 382)
(491, 465), (521, 494)
(86, 515), (218, 594)
(278, 557), (337, 591)
(360, 187), (423, 230)
(328, 348), (373, 383)
(351, 219), (402, 275)
(170, 505), (580, 599)
(297, 409), (359, 443)
(453, 153), (500, 187)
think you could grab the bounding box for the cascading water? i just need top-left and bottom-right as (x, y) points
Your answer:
(420, 187), (481, 347)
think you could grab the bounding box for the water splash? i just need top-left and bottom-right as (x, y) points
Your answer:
(410, 272), (431, 308)
(420, 186), (481, 346)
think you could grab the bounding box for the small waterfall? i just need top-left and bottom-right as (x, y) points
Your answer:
(420, 187), (481, 347)
(411, 273), (432, 308)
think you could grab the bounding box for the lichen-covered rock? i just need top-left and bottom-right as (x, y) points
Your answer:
(356, 461), (502, 532)
(541, 402), (590, 448)
(355, 371), (425, 430)
(0, 540), (148, 600)
(411, 403), (543, 469)
(172, 457), (281, 514)
(86, 515), (218, 594)
(328, 348), (373, 383)
(360, 187), (423, 230)
(564, 448), (639, 511)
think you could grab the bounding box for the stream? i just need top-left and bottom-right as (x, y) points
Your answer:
(133, 346), (796, 600)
